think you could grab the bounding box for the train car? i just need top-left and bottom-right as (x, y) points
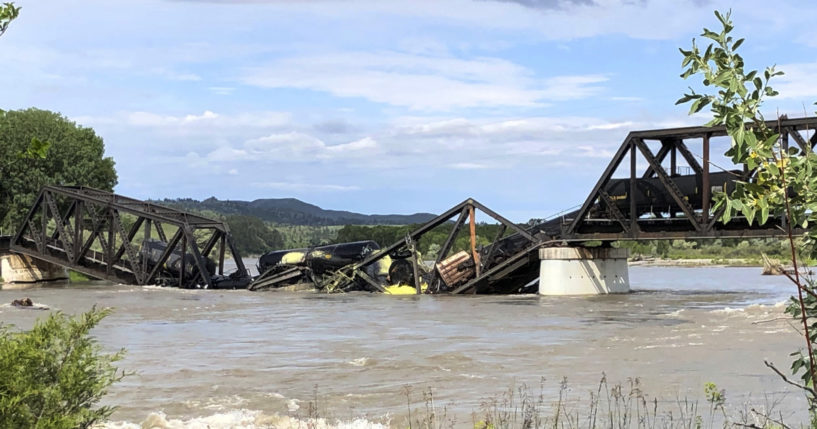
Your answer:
(140, 239), (216, 286)
(597, 170), (739, 218)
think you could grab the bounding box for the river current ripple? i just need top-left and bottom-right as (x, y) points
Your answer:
(0, 266), (808, 428)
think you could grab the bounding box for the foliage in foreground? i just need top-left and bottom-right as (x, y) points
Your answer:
(0, 307), (127, 429)
(393, 377), (787, 429)
(0, 2), (19, 38)
(678, 9), (817, 413)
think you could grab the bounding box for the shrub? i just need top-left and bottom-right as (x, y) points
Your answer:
(0, 307), (127, 428)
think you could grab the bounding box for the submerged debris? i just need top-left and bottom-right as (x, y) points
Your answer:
(248, 199), (548, 295)
(249, 241), (388, 291)
(11, 297), (48, 310)
(761, 253), (784, 275)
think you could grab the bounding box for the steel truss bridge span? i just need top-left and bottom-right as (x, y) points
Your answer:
(549, 116), (817, 241)
(10, 186), (250, 289)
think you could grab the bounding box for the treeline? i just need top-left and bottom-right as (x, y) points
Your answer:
(224, 215), (285, 255)
(618, 238), (792, 263)
(334, 223), (512, 259)
(157, 196), (436, 226)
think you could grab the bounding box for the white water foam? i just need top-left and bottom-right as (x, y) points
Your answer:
(348, 357), (370, 367)
(99, 410), (389, 429)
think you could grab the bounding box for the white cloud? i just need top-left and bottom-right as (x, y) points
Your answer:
(195, 115), (648, 176)
(773, 61), (817, 102)
(209, 132), (382, 163)
(449, 162), (500, 170)
(128, 110), (219, 126)
(587, 121), (633, 131)
(243, 51), (607, 110)
(250, 182), (361, 192)
(81, 110), (292, 131)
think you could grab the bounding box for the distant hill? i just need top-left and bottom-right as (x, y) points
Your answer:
(155, 197), (437, 226)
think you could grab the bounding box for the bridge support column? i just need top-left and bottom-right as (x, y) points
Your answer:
(538, 247), (629, 295)
(0, 253), (68, 284)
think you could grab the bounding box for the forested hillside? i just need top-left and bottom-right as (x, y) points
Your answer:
(157, 197), (436, 226)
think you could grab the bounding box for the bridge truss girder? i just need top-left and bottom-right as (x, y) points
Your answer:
(561, 116), (817, 241)
(11, 186), (248, 288)
(326, 198), (541, 295)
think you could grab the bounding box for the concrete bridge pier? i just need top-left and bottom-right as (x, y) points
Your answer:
(1, 235), (68, 284)
(538, 247), (629, 295)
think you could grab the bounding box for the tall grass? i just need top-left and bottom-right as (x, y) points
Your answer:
(397, 376), (789, 429)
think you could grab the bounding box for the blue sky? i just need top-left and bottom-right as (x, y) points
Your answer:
(2, 0), (817, 222)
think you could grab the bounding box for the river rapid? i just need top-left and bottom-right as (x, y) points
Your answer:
(0, 266), (809, 428)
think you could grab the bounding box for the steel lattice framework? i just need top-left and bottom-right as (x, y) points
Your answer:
(10, 186), (249, 288)
(555, 116), (817, 241)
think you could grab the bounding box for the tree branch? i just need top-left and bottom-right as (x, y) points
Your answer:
(764, 360), (816, 397)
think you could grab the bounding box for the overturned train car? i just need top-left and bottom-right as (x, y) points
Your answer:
(249, 241), (392, 291)
(141, 239), (249, 289)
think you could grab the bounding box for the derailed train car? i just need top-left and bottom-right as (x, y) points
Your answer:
(249, 241), (392, 291)
(140, 239), (215, 286)
(140, 239), (250, 289)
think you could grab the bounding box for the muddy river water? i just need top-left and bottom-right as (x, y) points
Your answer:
(0, 266), (810, 428)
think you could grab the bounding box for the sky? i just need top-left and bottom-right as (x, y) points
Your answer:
(2, 0), (817, 222)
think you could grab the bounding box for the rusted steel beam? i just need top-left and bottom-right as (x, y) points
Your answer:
(675, 140), (703, 175)
(470, 200), (535, 242)
(641, 141), (672, 179)
(428, 206), (468, 292)
(183, 226), (214, 289)
(702, 133), (711, 224)
(629, 142), (637, 233)
(565, 136), (634, 236)
(481, 224), (507, 272)
(788, 127), (810, 153)
(627, 116), (817, 140)
(598, 190), (631, 235)
(44, 191), (75, 262)
(635, 138), (703, 232)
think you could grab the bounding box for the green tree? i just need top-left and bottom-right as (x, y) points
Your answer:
(0, 2), (19, 38)
(225, 214), (285, 255)
(0, 109), (118, 233)
(678, 10), (817, 411)
(0, 307), (127, 428)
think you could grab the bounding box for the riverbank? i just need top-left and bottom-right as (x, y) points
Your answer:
(628, 257), (759, 267)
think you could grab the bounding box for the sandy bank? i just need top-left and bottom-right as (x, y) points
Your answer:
(628, 257), (757, 267)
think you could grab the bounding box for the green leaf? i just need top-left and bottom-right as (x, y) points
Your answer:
(732, 38), (744, 51)
(675, 94), (699, 105)
(689, 97), (712, 114)
(731, 199), (744, 211)
(702, 28), (720, 41)
(744, 206), (756, 225)
(722, 205), (732, 224)
(760, 205), (769, 224)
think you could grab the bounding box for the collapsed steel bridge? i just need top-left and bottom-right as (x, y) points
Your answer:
(10, 186), (250, 288)
(251, 116), (817, 294)
(8, 116), (817, 293)
(249, 198), (543, 294)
